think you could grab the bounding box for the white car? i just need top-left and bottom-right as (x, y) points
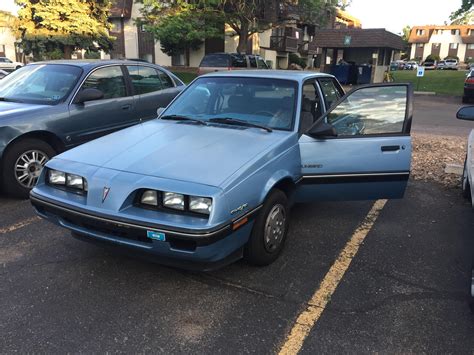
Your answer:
(458, 107), (474, 205)
(0, 57), (23, 71)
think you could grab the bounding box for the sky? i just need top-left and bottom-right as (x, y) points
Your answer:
(346, 0), (463, 34)
(0, 0), (465, 35)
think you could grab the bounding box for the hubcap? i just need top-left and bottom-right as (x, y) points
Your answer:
(14, 150), (49, 188)
(263, 204), (286, 253)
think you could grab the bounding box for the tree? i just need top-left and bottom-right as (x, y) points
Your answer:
(15, 0), (114, 60)
(450, 0), (473, 24)
(400, 25), (411, 60)
(139, 0), (223, 65)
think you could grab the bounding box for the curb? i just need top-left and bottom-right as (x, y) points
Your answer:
(414, 91), (436, 95)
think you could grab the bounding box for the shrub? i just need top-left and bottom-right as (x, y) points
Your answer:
(289, 53), (307, 69)
(425, 54), (440, 62)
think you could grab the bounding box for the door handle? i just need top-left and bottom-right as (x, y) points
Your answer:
(381, 145), (400, 152)
(121, 104), (131, 110)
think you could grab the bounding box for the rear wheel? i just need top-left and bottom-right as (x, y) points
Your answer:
(1, 139), (55, 198)
(244, 189), (289, 266)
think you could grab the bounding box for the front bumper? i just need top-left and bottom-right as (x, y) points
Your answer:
(31, 193), (259, 271)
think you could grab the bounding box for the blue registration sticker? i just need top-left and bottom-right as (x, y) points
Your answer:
(147, 230), (166, 241)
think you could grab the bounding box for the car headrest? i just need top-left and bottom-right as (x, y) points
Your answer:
(302, 97), (313, 112)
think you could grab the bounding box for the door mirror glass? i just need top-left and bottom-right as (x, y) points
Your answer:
(74, 88), (104, 104)
(326, 85), (409, 136)
(456, 106), (474, 121)
(156, 107), (165, 117)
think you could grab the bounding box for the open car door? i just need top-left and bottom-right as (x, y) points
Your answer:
(296, 84), (413, 202)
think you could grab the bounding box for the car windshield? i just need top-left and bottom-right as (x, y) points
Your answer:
(162, 77), (298, 131)
(0, 64), (82, 105)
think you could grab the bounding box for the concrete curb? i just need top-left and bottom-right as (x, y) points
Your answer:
(414, 91), (436, 95)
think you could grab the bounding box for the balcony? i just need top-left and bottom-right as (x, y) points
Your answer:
(299, 41), (318, 56)
(270, 35), (298, 53)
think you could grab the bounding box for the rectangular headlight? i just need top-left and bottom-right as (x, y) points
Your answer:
(141, 190), (159, 206)
(48, 170), (66, 185)
(66, 173), (84, 190)
(189, 196), (212, 215)
(163, 192), (185, 210)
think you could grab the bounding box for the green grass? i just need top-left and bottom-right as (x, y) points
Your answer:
(172, 71), (198, 84)
(391, 70), (466, 96)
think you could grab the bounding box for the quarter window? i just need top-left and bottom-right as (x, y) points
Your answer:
(257, 58), (268, 69)
(249, 56), (257, 68)
(81, 66), (126, 99)
(127, 65), (162, 94)
(158, 70), (175, 89)
(318, 78), (343, 109)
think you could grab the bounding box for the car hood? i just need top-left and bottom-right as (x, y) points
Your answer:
(56, 120), (288, 187)
(0, 101), (50, 119)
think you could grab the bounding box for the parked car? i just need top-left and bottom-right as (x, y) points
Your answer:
(198, 53), (269, 75)
(436, 60), (447, 70)
(0, 57), (23, 71)
(0, 69), (9, 79)
(31, 71), (413, 270)
(389, 60), (405, 71)
(423, 60), (437, 70)
(455, 106), (474, 311)
(0, 60), (184, 198)
(437, 59), (458, 70)
(404, 61), (418, 70)
(463, 70), (474, 103)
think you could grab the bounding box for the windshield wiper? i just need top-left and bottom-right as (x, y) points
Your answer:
(0, 97), (24, 103)
(209, 117), (272, 132)
(160, 114), (208, 126)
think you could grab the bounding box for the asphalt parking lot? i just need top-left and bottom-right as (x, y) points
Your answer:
(1, 95), (474, 353)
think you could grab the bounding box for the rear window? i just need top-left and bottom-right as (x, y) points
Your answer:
(200, 54), (229, 68)
(230, 54), (247, 68)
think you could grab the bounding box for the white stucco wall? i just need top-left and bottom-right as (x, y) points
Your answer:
(0, 26), (17, 61)
(154, 41), (171, 66)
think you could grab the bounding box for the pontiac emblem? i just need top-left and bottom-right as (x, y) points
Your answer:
(102, 187), (111, 203)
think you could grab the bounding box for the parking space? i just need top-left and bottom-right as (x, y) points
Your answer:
(1, 180), (472, 353)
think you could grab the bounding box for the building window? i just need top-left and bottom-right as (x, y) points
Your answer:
(417, 43), (424, 48)
(432, 43), (440, 48)
(110, 20), (122, 33)
(469, 29), (474, 36)
(467, 44), (474, 50)
(416, 29), (425, 36)
(451, 29), (460, 35)
(450, 43), (459, 49)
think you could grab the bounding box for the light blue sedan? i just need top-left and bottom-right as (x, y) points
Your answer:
(30, 71), (413, 270)
(457, 106), (474, 206)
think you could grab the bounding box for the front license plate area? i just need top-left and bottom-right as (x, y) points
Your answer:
(147, 230), (166, 242)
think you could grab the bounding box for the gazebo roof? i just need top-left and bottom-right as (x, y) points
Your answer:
(312, 28), (405, 50)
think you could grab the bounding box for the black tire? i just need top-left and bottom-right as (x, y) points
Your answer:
(462, 96), (469, 104)
(244, 189), (289, 266)
(462, 157), (472, 201)
(1, 138), (56, 199)
(15, 65), (21, 70)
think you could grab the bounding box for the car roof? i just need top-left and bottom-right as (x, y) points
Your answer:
(26, 59), (166, 69)
(200, 70), (335, 82)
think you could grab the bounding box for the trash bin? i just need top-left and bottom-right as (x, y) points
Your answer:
(333, 64), (351, 84)
(356, 65), (372, 84)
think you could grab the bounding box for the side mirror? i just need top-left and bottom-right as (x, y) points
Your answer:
(307, 121), (337, 138)
(156, 107), (165, 117)
(74, 88), (104, 104)
(456, 106), (474, 121)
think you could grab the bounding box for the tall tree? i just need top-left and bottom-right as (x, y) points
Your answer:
(449, 0), (473, 24)
(138, 0), (223, 65)
(15, 0), (114, 60)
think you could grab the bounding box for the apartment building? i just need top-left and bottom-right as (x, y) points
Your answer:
(0, 10), (20, 61)
(408, 25), (474, 63)
(103, 1), (360, 69)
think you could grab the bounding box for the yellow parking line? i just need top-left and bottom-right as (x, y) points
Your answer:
(278, 199), (387, 355)
(0, 216), (40, 235)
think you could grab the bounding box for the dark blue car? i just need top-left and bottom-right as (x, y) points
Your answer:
(0, 60), (184, 198)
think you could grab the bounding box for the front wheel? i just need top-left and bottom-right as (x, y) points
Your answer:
(1, 139), (55, 198)
(244, 189), (289, 266)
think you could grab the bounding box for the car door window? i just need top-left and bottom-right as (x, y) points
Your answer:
(81, 66), (126, 99)
(127, 65), (163, 95)
(157, 70), (175, 89)
(326, 86), (408, 136)
(300, 80), (323, 132)
(319, 78), (343, 109)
